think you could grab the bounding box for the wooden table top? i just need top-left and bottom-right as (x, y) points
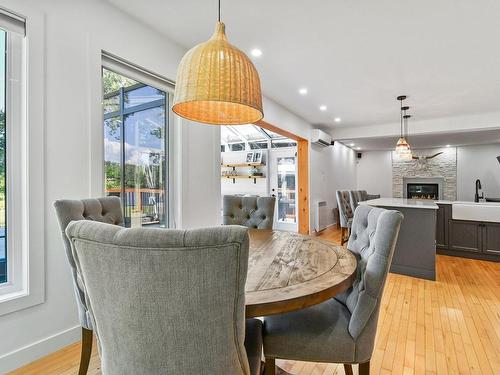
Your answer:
(245, 229), (358, 318)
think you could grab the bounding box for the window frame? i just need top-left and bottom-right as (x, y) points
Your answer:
(101, 53), (175, 228)
(0, 4), (45, 316)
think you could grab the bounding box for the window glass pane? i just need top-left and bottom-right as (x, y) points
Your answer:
(272, 139), (297, 148)
(229, 143), (245, 151)
(221, 126), (242, 144)
(233, 125), (267, 141)
(103, 95), (119, 114)
(102, 68), (138, 95)
(103, 68), (169, 229)
(124, 85), (164, 108)
(104, 116), (122, 198)
(276, 157), (296, 224)
(249, 141), (268, 149)
(0, 30), (6, 284)
(123, 107), (166, 227)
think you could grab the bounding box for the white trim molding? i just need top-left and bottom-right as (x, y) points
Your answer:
(0, 2), (45, 316)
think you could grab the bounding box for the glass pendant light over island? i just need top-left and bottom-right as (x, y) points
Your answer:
(172, 0), (264, 125)
(395, 96), (412, 160)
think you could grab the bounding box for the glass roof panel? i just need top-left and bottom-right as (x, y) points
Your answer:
(221, 126), (243, 143)
(233, 125), (268, 141)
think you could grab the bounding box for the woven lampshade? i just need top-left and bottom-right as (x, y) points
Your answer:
(173, 22), (264, 125)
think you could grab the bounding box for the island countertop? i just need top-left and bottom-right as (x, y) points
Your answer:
(360, 197), (439, 210)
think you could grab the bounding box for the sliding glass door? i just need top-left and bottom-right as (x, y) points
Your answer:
(103, 68), (169, 228)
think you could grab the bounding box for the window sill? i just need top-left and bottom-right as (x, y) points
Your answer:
(0, 289), (44, 316)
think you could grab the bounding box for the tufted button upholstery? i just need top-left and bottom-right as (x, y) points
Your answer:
(336, 191), (354, 229)
(335, 205), (403, 342)
(349, 190), (381, 210)
(53, 196), (124, 329)
(222, 195), (276, 229)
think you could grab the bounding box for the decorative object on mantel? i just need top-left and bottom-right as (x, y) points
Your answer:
(172, 0), (263, 125)
(395, 95), (412, 161)
(412, 151), (443, 169)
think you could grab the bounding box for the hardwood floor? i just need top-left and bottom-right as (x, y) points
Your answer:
(9, 227), (500, 375)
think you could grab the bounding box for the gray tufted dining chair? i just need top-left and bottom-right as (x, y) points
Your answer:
(263, 205), (403, 375)
(65, 221), (263, 375)
(53, 197), (124, 375)
(349, 190), (381, 210)
(336, 190), (354, 245)
(222, 195), (276, 229)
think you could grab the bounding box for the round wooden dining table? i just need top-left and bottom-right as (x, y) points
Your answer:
(245, 229), (358, 318)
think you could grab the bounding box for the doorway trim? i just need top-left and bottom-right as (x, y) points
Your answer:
(256, 120), (309, 235)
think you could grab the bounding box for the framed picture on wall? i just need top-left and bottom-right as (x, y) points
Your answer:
(253, 151), (262, 164)
(245, 152), (254, 163)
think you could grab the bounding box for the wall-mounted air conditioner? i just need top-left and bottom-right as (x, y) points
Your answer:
(311, 129), (333, 147)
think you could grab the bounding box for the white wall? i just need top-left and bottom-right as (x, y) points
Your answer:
(309, 142), (357, 231)
(356, 151), (393, 197)
(457, 144), (500, 201)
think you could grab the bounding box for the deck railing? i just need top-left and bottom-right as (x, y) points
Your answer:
(106, 188), (165, 226)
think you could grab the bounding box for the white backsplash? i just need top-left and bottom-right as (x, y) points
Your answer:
(392, 147), (457, 201)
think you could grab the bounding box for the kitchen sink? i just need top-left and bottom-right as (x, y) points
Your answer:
(452, 202), (500, 222)
(486, 197), (500, 202)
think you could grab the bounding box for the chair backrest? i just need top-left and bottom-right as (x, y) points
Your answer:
(336, 205), (402, 342)
(349, 190), (367, 210)
(222, 195), (276, 229)
(53, 197), (124, 329)
(66, 221), (251, 375)
(336, 190), (354, 228)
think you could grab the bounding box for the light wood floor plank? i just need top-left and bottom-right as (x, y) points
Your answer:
(9, 227), (500, 375)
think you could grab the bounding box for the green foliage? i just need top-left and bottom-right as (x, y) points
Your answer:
(102, 69), (138, 95)
(105, 161), (165, 190)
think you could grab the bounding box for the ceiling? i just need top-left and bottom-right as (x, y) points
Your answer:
(107, 0), (500, 129)
(340, 128), (500, 151)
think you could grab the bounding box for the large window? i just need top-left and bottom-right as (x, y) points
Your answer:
(103, 68), (169, 228)
(0, 29), (6, 284)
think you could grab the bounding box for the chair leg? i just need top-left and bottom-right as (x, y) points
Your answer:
(343, 363), (353, 375)
(359, 361), (370, 375)
(265, 357), (276, 375)
(79, 327), (93, 375)
(340, 227), (346, 245)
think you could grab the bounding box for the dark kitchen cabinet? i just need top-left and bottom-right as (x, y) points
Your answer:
(436, 204), (451, 249)
(483, 222), (500, 255)
(449, 220), (482, 253)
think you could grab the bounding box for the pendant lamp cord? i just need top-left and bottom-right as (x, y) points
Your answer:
(218, 0), (221, 22)
(399, 99), (403, 138)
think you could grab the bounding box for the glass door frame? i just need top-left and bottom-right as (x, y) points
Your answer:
(269, 147), (298, 232)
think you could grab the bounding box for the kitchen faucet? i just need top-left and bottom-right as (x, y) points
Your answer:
(475, 179), (484, 202)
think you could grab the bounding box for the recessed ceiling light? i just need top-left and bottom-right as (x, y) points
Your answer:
(446, 144), (451, 147)
(319, 105), (327, 111)
(299, 88), (308, 95)
(356, 147), (361, 150)
(334, 117), (341, 123)
(250, 48), (262, 57)
(349, 143), (355, 147)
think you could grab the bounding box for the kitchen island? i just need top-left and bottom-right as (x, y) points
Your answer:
(360, 198), (438, 280)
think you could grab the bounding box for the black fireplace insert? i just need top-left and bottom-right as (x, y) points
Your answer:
(407, 183), (439, 200)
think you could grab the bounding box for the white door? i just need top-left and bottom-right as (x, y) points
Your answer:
(269, 148), (298, 232)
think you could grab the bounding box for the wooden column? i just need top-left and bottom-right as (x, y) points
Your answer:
(297, 139), (309, 235)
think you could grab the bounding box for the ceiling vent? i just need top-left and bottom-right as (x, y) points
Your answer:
(311, 129), (333, 147)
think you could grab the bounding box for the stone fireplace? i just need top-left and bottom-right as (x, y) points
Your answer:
(392, 147), (457, 201)
(403, 177), (444, 200)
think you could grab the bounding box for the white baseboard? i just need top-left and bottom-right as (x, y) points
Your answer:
(0, 325), (81, 373)
(313, 222), (336, 235)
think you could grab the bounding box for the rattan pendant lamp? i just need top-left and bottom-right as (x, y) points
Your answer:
(172, 0), (264, 125)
